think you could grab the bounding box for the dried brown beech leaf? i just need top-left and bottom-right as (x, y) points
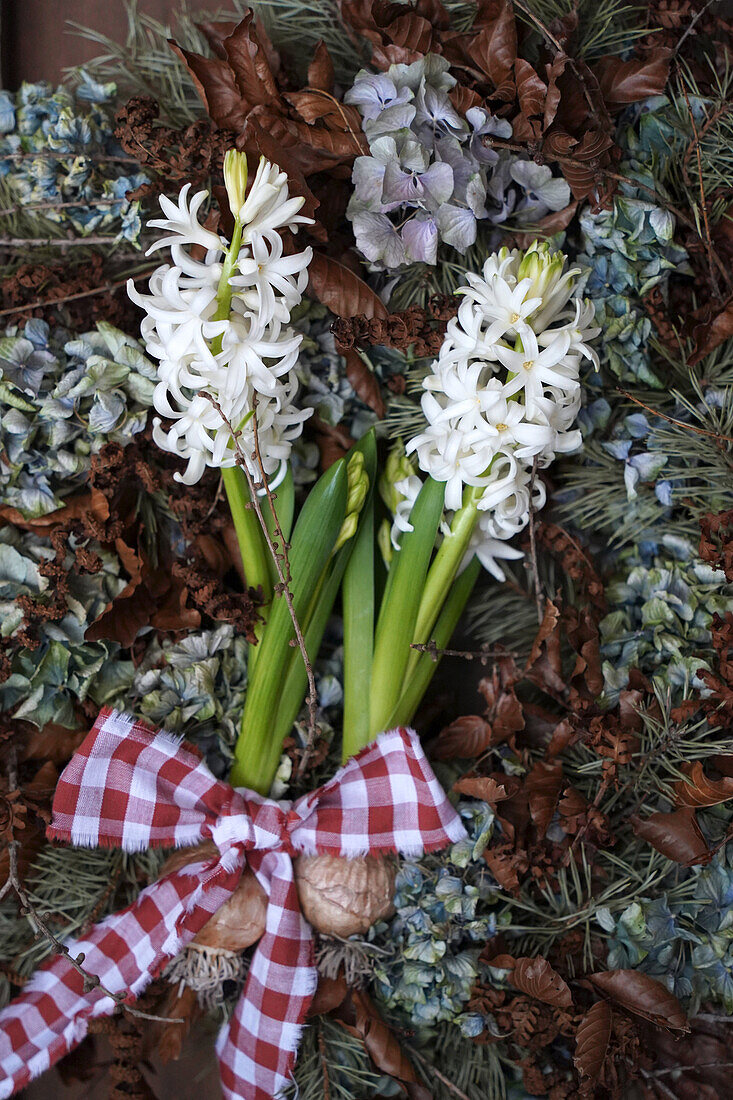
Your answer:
(340, 989), (430, 1098)
(593, 49), (672, 110)
(432, 714), (495, 759)
(453, 774), (518, 804)
(515, 58), (547, 119)
(344, 348), (386, 418)
(308, 251), (388, 318)
(525, 761), (564, 836)
(308, 40), (335, 92)
(513, 201), (578, 249)
(630, 807), (711, 866)
(588, 970), (689, 1032)
(574, 1000), (612, 1086)
(168, 44), (248, 131)
(689, 293), (733, 366)
(467, 0), (517, 90)
(674, 761), (733, 808)
(525, 599), (565, 696)
(489, 954), (573, 1008)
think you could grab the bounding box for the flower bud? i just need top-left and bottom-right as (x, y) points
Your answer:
(223, 149), (248, 220)
(379, 444), (415, 514)
(345, 451), (368, 515)
(333, 511), (358, 553)
(378, 517), (394, 567)
(517, 240), (565, 303)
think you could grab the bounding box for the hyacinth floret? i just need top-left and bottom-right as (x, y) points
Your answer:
(129, 157), (313, 486)
(403, 242), (600, 579)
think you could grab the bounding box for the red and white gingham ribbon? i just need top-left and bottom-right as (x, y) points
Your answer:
(0, 708), (465, 1100)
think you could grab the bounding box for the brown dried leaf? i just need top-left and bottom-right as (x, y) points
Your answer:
(689, 293), (733, 366)
(467, 0), (517, 88)
(453, 774), (517, 804)
(308, 40), (335, 92)
(593, 49), (672, 110)
(489, 954), (573, 1008)
(630, 807), (711, 865)
(433, 714), (495, 760)
(222, 14), (280, 106)
(168, 43), (247, 131)
(574, 1000), (612, 1086)
(515, 58), (547, 118)
(674, 761), (733, 808)
(308, 251), (388, 318)
(588, 970), (688, 1032)
(344, 348), (386, 417)
(525, 761), (564, 836)
(348, 990), (430, 1098)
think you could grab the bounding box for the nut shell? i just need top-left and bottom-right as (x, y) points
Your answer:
(295, 854), (396, 937)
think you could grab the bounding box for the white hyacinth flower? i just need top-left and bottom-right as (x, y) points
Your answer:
(404, 241), (600, 577)
(129, 157), (313, 486)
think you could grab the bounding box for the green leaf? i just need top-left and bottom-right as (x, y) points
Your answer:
(369, 476), (445, 737)
(231, 455), (348, 791)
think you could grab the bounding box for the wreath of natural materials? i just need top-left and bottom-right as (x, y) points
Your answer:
(0, 2), (733, 1098)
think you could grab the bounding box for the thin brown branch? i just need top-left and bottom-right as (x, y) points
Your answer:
(1, 751), (180, 1025)
(0, 151), (139, 164)
(0, 268), (156, 319)
(617, 388), (733, 445)
(203, 394), (319, 771)
(317, 1022), (332, 1100)
(249, 397), (319, 778)
(410, 640), (521, 663)
(680, 77), (722, 299)
(0, 235), (128, 248)
(527, 456), (544, 625)
(410, 1045), (472, 1100)
(0, 196), (136, 218)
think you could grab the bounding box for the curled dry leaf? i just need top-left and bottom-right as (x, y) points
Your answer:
(432, 714), (496, 759)
(630, 807), (711, 866)
(489, 954), (573, 1008)
(574, 1000), (612, 1087)
(673, 760), (733, 808)
(344, 347), (386, 418)
(308, 251), (388, 319)
(453, 774), (519, 805)
(340, 989), (431, 1099)
(525, 761), (564, 836)
(593, 49), (672, 110)
(588, 970), (689, 1032)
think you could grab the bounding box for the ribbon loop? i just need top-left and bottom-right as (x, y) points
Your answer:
(0, 708), (466, 1100)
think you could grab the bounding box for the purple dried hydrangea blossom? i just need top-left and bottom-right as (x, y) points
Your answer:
(345, 54), (571, 270)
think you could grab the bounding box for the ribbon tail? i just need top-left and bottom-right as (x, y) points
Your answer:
(0, 853), (242, 1099)
(217, 851), (317, 1100)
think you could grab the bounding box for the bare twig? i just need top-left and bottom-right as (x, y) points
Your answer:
(203, 394), (319, 772)
(317, 1023), (332, 1100)
(0, 151), (139, 164)
(617, 388), (733, 446)
(249, 397), (320, 778)
(410, 1045), (472, 1100)
(0, 268), (156, 319)
(410, 640), (521, 663)
(680, 77), (722, 299)
(527, 456), (544, 625)
(1, 751), (180, 1026)
(672, 0), (716, 56)
(0, 235), (127, 248)
(0, 196), (136, 218)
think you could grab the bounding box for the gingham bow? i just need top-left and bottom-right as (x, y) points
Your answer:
(0, 708), (465, 1100)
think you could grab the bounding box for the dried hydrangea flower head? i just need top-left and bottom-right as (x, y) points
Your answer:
(400, 242), (600, 579)
(129, 154), (313, 486)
